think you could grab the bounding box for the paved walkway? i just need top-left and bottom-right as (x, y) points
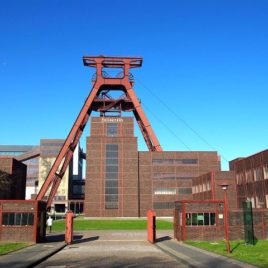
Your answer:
(35, 230), (184, 268)
(0, 230), (257, 268)
(0, 234), (66, 268)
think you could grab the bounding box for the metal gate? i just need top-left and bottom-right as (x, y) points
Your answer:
(242, 200), (255, 245)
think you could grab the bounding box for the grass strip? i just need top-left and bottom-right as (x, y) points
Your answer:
(0, 243), (30, 255)
(185, 240), (268, 268)
(51, 219), (173, 231)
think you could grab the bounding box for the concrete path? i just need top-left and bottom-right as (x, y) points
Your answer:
(35, 230), (184, 268)
(0, 230), (257, 268)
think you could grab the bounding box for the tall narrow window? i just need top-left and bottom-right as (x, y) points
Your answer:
(105, 144), (119, 209)
(107, 123), (118, 137)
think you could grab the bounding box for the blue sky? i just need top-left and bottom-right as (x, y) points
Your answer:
(0, 0), (267, 170)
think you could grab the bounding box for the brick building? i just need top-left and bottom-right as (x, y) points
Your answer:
(0, 157), (26, 199)
(85, 116), (221, 217)
(174, 200), (268, 241)
(192, 171), (237, 209)
(230, 149), (268, 209)
(38, 139), (84, 213)
(0, 200), (46, 242)
(173, 151), (268, 241)
(0, 145), (39, 200)
(0, 141), (84, 213)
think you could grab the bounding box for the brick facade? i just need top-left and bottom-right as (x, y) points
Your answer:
(0, 200), (46, 243)
(174, 201), (268, 241)
(192, 171), (237, 209)
(230, 149), (268, 209)
(0, 157), (26, 199)
(85, 116), (221, 217)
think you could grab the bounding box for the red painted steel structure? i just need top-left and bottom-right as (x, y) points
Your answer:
(36, 56), (162, 208)
(219, 182), (231, 254)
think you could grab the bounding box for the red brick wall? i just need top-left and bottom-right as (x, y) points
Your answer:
(230, 149), (268, 209)
(174, 201), (268, 241)
(85, 117), (221, 217)
(0, 201), (46, 243)
(85, 117), (138, 217)
(0, 157), (26, 199)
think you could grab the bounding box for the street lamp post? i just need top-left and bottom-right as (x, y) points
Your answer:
(219, 182), (231, 254)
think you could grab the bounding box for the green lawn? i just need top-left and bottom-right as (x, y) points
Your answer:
(51, 218), (173, 232)
(0, 243), (30, 255)
(185, 240), (268, 268)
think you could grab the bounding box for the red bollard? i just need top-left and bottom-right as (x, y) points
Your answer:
(65, 210), (74, 244)
(147, 209), (156, 243)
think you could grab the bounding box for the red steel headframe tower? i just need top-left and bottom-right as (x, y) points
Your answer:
(36, 56), (162, 208)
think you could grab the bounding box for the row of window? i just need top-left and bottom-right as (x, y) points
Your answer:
(2, 212), (34, 226)
(236, 166), (268, 185)
(244, 195), (268, 209)
(41, 150), (61, 155)
(154, 187), (192, 195)
(41, 143), (64, 147)
(152, 159), (198, 165)
(153, 202), (175, 209)
(153, 173), (193, 180)
(192, 181), (212, 194)
(186, 213), (216, 226)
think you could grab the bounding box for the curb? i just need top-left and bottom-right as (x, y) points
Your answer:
(181, 242), (257, 268)
(156, 240), (257, 268)
(155, 242), (197, 268)
(26, 243), (66, 268)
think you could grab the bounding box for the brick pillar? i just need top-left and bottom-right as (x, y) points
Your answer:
(147, 209), (156, 243)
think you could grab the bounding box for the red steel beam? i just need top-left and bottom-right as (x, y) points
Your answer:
(36, 82), (99, 204)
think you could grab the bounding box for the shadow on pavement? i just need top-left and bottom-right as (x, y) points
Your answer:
(72, 236), (99, 244)
(156, 236), (172, 243)
(45, 234), (65, 242)
(44, 233), (99, 244)
(45, 234), (84, 243)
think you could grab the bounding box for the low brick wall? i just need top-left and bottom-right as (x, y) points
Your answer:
(0, 200), (47, 243)
(174, 201), (268, 241)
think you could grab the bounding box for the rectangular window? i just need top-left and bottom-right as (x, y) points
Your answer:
(186, 212), (216, 226)
(245, 170), (253, 182)
(264, 166), (268, 180)
(256, 167), (263, 181)
(73, 185), (84, 194)
(153, 202), (174, 210)
(152, 159), (198, 165)
(154, 188), (176, 195)
(105, 144), (119, 209)
(107, 123), (118, 137)
(2, 212), (34, 226)
(178, 188), (192, 194)
(153, 173), (193, 180)
(192, 213), (197, 225)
